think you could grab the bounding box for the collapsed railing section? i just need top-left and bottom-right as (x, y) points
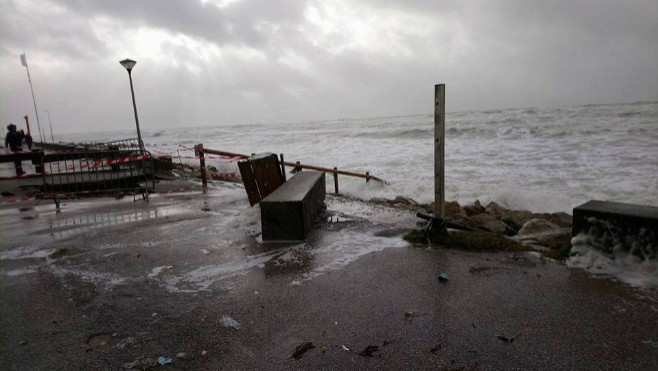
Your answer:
(83, 137), (142, 151)
(39, 149), (155, 210)
(193, 143), (384, 194)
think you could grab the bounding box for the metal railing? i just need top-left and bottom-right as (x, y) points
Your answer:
(194, 144), (384, 194)
(39, 149), (155, 210)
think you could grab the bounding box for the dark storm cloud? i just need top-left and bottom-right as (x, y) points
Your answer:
(1, 0), (656, 132)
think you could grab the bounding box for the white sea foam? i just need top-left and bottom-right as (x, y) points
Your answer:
(567, 233), (658, 289)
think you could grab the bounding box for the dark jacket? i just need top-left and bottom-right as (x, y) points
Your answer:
(5, 130), (25, 151)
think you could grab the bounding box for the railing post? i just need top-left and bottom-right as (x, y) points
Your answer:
(295, 161), (301, 173)
(280, 153), (286, 181)
(333, 167), (339, 194)
(434, 84), (445, 219)
(365, 171), (370, 183)
(196, 143), (207, 187)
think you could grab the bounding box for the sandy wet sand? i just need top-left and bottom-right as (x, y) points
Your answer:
(1, 179), (657, 370)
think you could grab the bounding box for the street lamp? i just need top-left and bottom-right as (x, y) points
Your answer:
(119, 58), (144, 151)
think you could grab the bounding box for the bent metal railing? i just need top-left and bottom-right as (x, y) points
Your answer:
(38, 149), (155, 211)
(194, 143), (384, 194)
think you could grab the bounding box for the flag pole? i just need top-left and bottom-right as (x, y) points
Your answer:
(21, 53), (44, 144)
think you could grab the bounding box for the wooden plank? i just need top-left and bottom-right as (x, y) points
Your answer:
(434, 83), (445, 219)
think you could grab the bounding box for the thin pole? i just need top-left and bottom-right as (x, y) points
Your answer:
(22, 54), (43, 144)
(127, 70), (144, 152)
(434, 84), (445, 219)
(45, 109), (55, 142)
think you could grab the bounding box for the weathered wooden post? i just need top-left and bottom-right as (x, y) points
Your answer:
(196, 143), (208, 187)
(279, 154), (286, 181)
(333, 167), (339, 194)
(434, 84), (445, 219)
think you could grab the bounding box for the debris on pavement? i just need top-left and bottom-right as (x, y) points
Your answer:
(359, 345), (380, 357)
(292, 341), (315, 359)
(438, 272), (449, 283)
(430, 345), (441, 353)
(341, 345), (350, 351)
(404, 311), (420, 321)
(176, 352), (187, 359)
(19, 341), (27, 346)
(157, 356), (172, 365)
(123, 356), (156, 369)
(220, 315), (241, 330)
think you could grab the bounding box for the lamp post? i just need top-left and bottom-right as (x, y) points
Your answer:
(45, 109), (55, 143)
(119, 58), (144, 151)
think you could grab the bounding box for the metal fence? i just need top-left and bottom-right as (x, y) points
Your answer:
(39, 149), (155, 208)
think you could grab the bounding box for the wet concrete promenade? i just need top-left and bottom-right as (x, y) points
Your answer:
(1, 179), (657, 370)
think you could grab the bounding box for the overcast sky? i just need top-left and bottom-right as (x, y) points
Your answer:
(1, 0), (657, 134)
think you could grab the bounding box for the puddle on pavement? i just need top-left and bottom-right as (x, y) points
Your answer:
(36, 206), (188, 239)
(87, 334), (118, 352)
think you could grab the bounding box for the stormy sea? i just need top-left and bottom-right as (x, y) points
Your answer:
(66, 101), (658, 214)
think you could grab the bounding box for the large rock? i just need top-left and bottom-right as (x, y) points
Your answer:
(471, 214), (515, 235)
(448, 214), (480, 231)
(501, 210), (534, 233)
(445, 201), (465, 217)
(485, 201), (509, 219)
(532, 212), (572, 228)
(517, 218), (560, 236)
(463, 200), (485, 217)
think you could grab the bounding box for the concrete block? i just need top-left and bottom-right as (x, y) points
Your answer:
(573, 200), (658, 260)
(260, 171), (326, 241)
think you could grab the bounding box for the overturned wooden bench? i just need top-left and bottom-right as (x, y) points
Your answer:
(260, 171), (326, 241)
(573, 200), (657, 260)
(238, 153), (326, 241)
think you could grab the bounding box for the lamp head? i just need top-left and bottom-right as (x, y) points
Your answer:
(120, 59), (137, 71)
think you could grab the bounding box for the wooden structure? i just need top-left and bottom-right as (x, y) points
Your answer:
(260, 171), (326, 241)
(195, 144), (383, 195)
(237, 153), (286, 206)
(434, 83), (445, 219)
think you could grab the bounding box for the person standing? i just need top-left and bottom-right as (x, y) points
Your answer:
(5, 123), (26, 176)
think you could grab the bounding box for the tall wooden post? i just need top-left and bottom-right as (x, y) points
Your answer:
(434, 84), (445, 219)
(197, 143), (208, 187)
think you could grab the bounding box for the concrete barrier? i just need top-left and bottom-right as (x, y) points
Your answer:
(573, 200), (657, 260)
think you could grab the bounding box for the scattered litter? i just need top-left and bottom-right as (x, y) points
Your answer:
(157, 356), (172, 365)
(497, 329), (527, 343)
(469, 265), (490, 274)
(438, 272), (449, 283)
(19, 340), (27, 346)
(221, 316), (241, 330)
(176, 352), (187, 358)
(358, 345), (380, 357)
(321, 346), (327, 353)
(430, 345), (441, 353)
(404, 311), (422, 322)
(114, 337), (141, 349)
(292, 341), (315, 359)
(341, 345), (350, 351)
(201, 350), (208, 356)
(2, 191), (15, 197)
(123, 356), (156, 369)
(152, 313), (158, 317)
